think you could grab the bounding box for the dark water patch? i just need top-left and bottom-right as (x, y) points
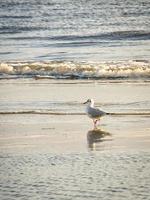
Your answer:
(0, 26), (48, 33)
(0, 110), (150, 116)
(108, 112), (150, 116)
(0, 15), (32, 19)
(44, 31), (150, 41)
(0, 52), (13, 55)
(0, 30), (21, 34)
(0, 111), (85, 115)
(6, 31), (149, 42)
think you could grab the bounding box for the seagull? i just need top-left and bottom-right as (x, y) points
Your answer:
(83, 99), (106, 129)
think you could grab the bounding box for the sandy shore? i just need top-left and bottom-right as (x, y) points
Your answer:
(0, 79), (150, 154)
(0, 113), (150, 154)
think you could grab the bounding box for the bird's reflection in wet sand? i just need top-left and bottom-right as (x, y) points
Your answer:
(87, 128), (112, 151)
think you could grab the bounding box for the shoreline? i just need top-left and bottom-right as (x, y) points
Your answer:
(0, 79), (150, 154)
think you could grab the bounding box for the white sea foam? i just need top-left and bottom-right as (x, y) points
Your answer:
(0, 63), (14, 73)
(0, 60), (150, 79)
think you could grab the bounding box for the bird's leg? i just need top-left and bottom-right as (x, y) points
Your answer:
(93, 119), (98, 129)
(94, 119), (101, 129)
(97, 119), (101, 126)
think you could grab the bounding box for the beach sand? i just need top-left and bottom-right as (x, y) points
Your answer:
(0, 79), (150, 199)
(0, 79), (150, 153)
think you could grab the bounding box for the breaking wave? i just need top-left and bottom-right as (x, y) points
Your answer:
(0, 60), (150, 80)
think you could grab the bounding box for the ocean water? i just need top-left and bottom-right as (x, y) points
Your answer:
(0, 0), (150, 61)
(0, 1), (150, 199)
(0, 0), (150, 80)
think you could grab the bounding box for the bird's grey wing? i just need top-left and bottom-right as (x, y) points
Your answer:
(88, 107), (106, 118)
(94, 108), (106, 117)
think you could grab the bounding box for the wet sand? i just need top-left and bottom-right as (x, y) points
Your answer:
(0, 113), (150, 154)
(0, 79), (150, 154)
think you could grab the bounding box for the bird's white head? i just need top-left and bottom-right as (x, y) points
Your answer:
(83, 99), (94, 107)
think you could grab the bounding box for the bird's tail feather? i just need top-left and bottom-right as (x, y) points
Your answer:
(105, 112), (112, 115)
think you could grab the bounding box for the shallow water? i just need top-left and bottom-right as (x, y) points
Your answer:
(0, 79), (150, 114)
